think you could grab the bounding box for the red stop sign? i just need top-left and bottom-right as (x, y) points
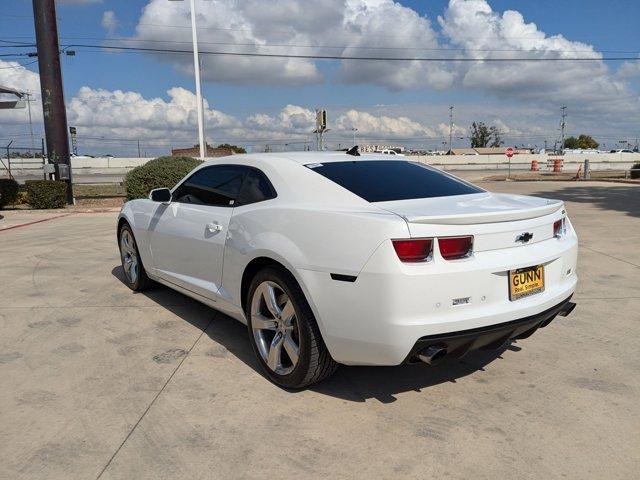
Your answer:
(506, 147), (514, 158)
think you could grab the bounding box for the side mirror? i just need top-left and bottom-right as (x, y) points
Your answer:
(150, 188), (172, 203)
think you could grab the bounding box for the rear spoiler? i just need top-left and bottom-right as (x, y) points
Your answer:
(403, 201), (564, 225)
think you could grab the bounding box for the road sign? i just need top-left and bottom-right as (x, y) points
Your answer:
(506, 147), (514, 158)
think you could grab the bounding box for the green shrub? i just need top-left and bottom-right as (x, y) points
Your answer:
(15, 189), (28, 205)
(0, 178), (19, 209)
(631, 162), (640, 180)
(25, 180), (68, 209)
(124, 156), (202, 200)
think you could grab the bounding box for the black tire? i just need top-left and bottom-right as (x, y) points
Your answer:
(118, 223), (153, 292)
(245, 266), (338, 389)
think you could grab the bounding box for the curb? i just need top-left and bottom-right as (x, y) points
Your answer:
(0, 213), (76, 233)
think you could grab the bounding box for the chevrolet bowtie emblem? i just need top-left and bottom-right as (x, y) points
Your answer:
(516, 232), (534, 243)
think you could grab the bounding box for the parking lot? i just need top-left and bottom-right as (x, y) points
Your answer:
(1, 181), (638, 479)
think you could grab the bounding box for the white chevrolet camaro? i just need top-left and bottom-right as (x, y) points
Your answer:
(117, 151), (578, 388)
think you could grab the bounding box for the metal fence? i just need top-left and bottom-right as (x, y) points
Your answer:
(1, 142), (47, 180)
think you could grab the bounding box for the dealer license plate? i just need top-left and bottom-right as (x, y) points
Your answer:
(509, 265), (545, 301)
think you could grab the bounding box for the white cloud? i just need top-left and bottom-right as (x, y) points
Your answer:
(437, 0), (632, 109)
(0, 63), (443, 153)
(336, 110), (435, 139)
(5, 0), (640, 156)
(436, 122), (466, 138)
(132, 0), (323, 86)
(1, 57), (636, 155)
(337, 0), (454, 90)
(66, 86), (240, 138)
(101, 10), (118, 35)
(130, 0), (455, 89)
(126, 0), (640, 115)
(246, 105), (315, 134)
(0, 60), (42, 127)
(616, 59), (640, 79)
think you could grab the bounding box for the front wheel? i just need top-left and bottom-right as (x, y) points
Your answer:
(246, 267), (338, 389)
(118, 223), (153, 291)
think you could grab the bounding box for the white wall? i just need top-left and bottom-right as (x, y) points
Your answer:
(3, 152), (640, 175)
(409, 152), (640, 172)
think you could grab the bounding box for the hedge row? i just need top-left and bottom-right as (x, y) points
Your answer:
(25, 180), (68, 209)
(124, 156), (202, 200)
(0, 178), (19, 209)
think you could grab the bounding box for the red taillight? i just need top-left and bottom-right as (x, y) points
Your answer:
(554, 219), (564, 237)
(392, 238), (433, 262)
(438, 236), (473, 260)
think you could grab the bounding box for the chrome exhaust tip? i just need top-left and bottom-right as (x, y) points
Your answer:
(416, 345), (447, 366)
(558, 301), (576, 317)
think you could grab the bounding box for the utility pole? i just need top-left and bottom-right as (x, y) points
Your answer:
(560, 105), (567, 154)
(137, 140), (141, 158)
(448, 106), (454, 154)
(32, 0), (73, 203)
(351, 127), (358, 147)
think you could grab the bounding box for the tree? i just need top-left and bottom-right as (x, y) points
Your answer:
(217, 143), (247, 154)
(563, 135), (599, 150)
(469, 122), (503, 148)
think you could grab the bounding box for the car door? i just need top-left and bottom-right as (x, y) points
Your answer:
(148, 164), (248, 300)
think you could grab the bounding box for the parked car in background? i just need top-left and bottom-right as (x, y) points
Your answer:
(117, 151), (578, 388)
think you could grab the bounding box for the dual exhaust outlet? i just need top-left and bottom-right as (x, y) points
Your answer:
(414, 301), (577, 366)
(416, 345), (448, 366)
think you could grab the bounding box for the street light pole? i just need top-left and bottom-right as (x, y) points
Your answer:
(560, 105), (567, 154)
(171, 0), (206, 159)
(190, 0), (206, 159)
(448, 105), (454, 154)
(352, 127), (358, 146)
(26, 93), (35, 150)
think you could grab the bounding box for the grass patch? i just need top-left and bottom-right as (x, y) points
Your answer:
(73, 183), (126, 198)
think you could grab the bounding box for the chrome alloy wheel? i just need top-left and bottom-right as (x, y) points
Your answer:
(251, 281), (300, 375)
(119, 229), (139, 284)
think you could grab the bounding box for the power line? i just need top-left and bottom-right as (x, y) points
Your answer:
(3, 34), (640, 59)
(45, 35), (640, 55)
(60, 42), (640, 62)
(4, 35), (640, 55)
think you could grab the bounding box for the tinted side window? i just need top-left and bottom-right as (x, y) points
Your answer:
(174, 165), (247, 207)
(307, 160), (483, 202)
(236, 169), (277, 206)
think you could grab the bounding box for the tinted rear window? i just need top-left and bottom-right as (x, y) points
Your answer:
(306, 160), (483, 202)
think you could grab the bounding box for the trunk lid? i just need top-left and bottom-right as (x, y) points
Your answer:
(376, 192), (565, 252)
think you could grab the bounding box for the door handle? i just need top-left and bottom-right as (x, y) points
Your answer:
(206, 222), (223, 233)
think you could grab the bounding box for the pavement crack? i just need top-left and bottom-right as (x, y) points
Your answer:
(581, 245), (640, 268)
(95, 316), (214, 479)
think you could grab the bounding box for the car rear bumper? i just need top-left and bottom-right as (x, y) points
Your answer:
(404, 294), (576, 364)
(298, 232), (578, 366)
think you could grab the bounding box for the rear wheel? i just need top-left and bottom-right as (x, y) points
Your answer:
(246, 267), (338, 388)
(118, 223), (153, 291)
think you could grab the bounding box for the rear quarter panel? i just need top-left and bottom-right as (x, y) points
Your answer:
(221, 202), (409, 320)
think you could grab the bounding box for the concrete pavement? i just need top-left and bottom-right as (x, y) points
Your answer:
(0, 181), (638, 479)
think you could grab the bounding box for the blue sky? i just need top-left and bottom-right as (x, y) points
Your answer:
(1, 0), (639, 155)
